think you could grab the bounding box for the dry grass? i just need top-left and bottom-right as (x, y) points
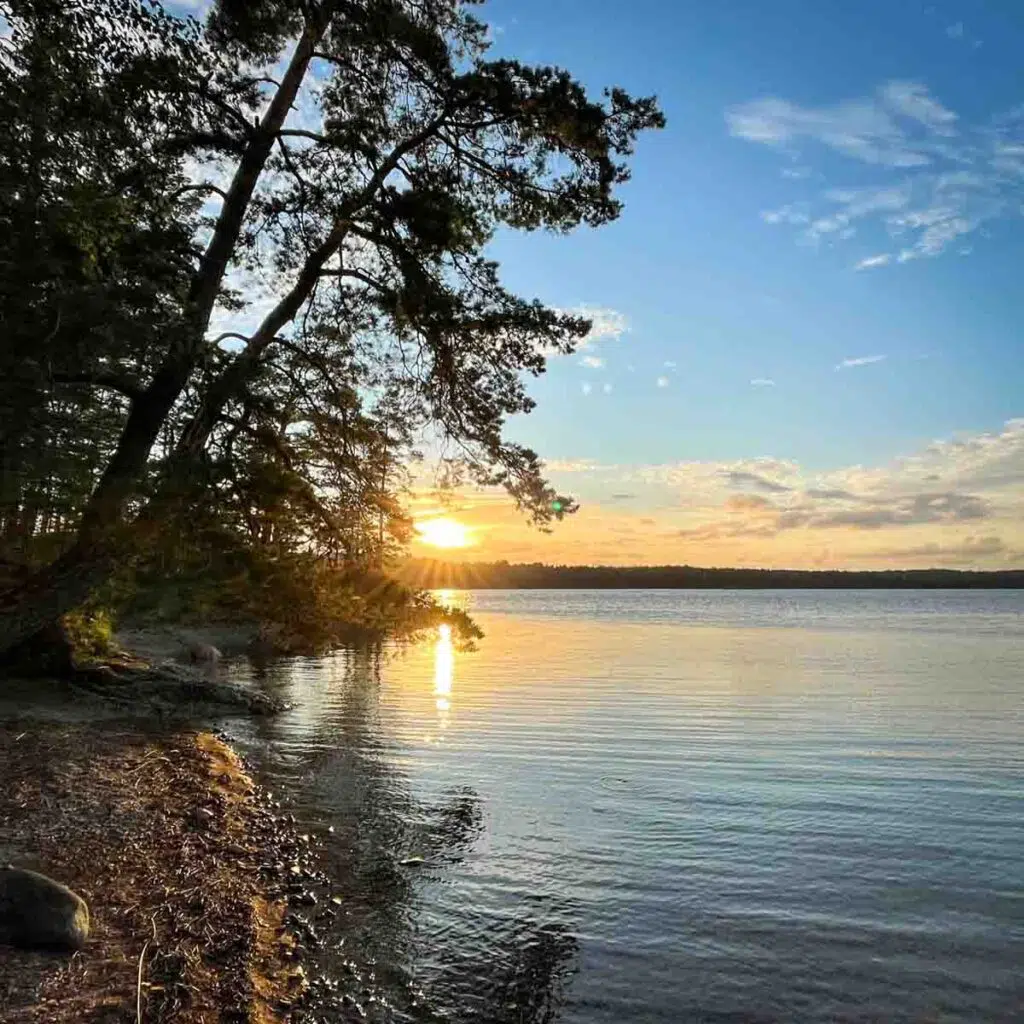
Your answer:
(0, 723), (304, 1023)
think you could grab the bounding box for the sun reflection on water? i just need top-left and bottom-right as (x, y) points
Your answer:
(434, 623), (454, 716)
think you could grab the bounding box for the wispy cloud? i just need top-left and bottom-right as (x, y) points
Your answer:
(729, 80), (1024, 263)
(725, 470), (792, 494)
(445, 421), (1024, 568)
(855, 253), (892, 270)
(602, 382), (613, 395)
(580, 381), (593, 395)
(726, 81), (953, 166)
(942, 19), (983, 48)
(880, 80), (957, 136)
(580, 355), (605, 369)
(836, 354), (887, 370)
(541, 306), (628, 359)
(566, 306), (629, 349)
(663, 360), (677, 369)
(638, 421), (1024, 559)
(656, 376), (670, 388)
(761, 203), (810, 226)
(543, 458), (615, 473)
(750, 378), (776, 387)
(849, 535), (1004, 562)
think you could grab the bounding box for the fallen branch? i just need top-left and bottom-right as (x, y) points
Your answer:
(136, 940), (149, 1024)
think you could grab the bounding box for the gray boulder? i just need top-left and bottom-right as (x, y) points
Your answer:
(0, 865), (90, 950)
(186, 640), (222, 665)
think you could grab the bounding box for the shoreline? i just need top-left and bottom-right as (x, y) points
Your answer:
(0, 721), (316, 1023)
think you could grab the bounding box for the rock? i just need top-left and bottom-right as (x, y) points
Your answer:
(0, 865), (90, 950)
(193, 807), (216, 828)
(185, 641), (222, 665)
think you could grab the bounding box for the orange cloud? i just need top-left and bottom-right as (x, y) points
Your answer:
(403, 419), (1024, 569)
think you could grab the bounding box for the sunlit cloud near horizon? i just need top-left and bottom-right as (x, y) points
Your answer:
(409, 419), (1024, 569)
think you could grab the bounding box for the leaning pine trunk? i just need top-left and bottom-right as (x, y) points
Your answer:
(0, 540), (117, 669)
(0, 19), (328, 664)
(0, 359), (186, 663)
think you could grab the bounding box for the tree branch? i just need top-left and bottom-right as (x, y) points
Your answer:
(173, 218), (352, 459)
(171, 182), (229, 202)
(179, 82), (258, 140)
(50, 371), (143, 402)
(319, 266), (387, 291)
(277, 128), (331, 144)
(337, 110), (452, 220)
(186, 17), (325, 338)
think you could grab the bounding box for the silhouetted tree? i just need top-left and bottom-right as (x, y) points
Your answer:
(0, 0), (663, 660)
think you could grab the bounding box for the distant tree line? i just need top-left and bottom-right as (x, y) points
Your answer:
(401, 560), (1024, 589)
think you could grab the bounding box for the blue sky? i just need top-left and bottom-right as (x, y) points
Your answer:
(164, 0), (1024, 566)
(476, 0), (1024, 477)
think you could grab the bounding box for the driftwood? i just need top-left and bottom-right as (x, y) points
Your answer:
(69, 661), (285, 716)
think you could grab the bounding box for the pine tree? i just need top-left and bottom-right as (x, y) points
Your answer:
(0, 0), (663, 659)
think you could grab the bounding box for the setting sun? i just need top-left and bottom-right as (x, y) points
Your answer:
(415, 517), (472, 549)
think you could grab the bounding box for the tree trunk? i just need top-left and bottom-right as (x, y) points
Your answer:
(0, 19), (324, 662)
(0, 617), (75, 677)
(0, 539), (117, 666)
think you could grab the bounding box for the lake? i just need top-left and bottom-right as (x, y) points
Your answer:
(230, 590), (1024, 1023)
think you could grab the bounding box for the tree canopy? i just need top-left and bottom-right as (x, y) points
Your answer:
(0, 0), (664, 655)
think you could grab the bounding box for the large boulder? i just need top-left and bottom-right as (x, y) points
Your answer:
(0, 865), (90, 950)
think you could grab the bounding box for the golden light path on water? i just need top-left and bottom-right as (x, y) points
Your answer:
(433, 623), (453, 721)
(229, 590), (1024, 1023)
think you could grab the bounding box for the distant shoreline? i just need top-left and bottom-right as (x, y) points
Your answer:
(400, 561), (1024, 590)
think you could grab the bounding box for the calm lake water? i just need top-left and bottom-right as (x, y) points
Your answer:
(231, 590), (1024, 1023)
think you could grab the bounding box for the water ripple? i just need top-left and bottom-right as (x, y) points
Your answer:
(230, 590), (1024, 1024)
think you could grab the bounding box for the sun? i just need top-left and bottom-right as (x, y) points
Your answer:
(415, 517), (472, 549)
